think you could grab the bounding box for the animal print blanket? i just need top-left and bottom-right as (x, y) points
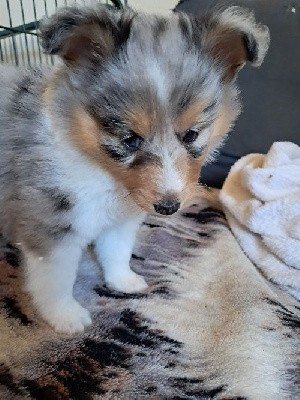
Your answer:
(0, 202), (299, 399)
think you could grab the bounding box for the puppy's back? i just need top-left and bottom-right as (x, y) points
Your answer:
(0, 64), (24, 125)
(0, 65), (50, 240)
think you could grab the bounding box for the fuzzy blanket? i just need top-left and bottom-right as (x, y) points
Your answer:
(220, 142), (300, 300)
(0, 203), (300, 399)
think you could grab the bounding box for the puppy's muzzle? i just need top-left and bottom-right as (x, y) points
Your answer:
(153, 200), (180, 215)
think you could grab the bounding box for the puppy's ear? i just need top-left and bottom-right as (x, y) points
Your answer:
(40, 5), (134, 64)
(190, 6), (270, 81)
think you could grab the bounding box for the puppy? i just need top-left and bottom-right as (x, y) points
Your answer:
(0, 5), (269, 333)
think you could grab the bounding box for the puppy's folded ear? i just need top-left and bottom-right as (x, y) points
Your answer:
(189, 6), (270, 81)
(40, 5), (134, 64)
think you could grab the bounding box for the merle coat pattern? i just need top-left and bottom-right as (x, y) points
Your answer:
(0, 4), (269, 333)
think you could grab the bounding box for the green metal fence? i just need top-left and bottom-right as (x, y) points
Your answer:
(0, 0), (124, 66)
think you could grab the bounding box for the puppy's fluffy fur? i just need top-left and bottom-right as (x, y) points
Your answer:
(0, 5), (269, 333)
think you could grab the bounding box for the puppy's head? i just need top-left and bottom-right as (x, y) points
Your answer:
(41, 5), (269, 214)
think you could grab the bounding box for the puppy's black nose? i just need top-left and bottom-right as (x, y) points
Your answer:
(153, 200), (181, 215)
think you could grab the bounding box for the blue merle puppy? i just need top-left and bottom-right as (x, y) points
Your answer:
(0, 4), (269, 333)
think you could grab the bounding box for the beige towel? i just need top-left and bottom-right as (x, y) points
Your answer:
(220, 142), (300, 300)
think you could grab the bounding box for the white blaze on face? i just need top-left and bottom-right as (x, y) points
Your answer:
(146, 59), (170, 103)
(158, 143), (185, 197)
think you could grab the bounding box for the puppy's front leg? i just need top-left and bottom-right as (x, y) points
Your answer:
(95, 216), (148, 293)
(24, 242), (91, 334)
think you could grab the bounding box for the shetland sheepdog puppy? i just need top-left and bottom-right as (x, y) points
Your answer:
(0, 4), (269, 333)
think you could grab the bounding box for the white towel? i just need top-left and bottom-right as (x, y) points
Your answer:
(220, 142), (300, 300)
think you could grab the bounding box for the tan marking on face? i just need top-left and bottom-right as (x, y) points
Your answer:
(174, 153), (204, 208)
(42, 68), (205, 214)
(66, 105), (217, 214)
(175, 102), (206, 133)
(124, 107), (152, 137)
(44, 74), (109, 167)
(100, 145), (199, 213)
(202, 92), (240, 160)
(70, 108), (101, 161)
(114, 163), (161, 211)
(100, 153), (162, 212)
(67, 107), (161, 211)
(186, 158), (205, 205)
(212, 99), (237, 139)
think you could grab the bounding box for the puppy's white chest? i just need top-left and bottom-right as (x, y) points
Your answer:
(72, 186), (124, 242)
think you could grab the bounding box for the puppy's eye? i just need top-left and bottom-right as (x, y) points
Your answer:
(182, 129), (199, 144)
(123, 131), (144, 151)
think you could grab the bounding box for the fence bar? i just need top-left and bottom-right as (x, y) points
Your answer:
(20, 0), (31, 65)
(1, 0), (123, 67)
(3, 40), (8, 63)
(42, 0), (54, 64)
(30, 34), (37, 65)
(0, 23), (38, 39)
(0, 42), (4, 62)
(43, 0), (49, 16)
(5, 0), (19, 65)
(18, 34), (25, 64)
(32, 0), (42, 63)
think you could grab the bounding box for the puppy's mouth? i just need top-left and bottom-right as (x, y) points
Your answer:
(153, 200), (181, 216)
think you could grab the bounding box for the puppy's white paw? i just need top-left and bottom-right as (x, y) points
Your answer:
(41, 298), (92, 334)
(107, 270), (148, 294)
